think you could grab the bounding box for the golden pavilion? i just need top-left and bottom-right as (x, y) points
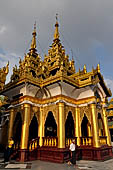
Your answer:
(0, 18), (112, 162)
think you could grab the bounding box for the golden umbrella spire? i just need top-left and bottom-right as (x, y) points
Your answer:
(54, 14), (60, 40)
(30, 21), (37, 50)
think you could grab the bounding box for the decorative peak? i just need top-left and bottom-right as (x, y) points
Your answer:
(97, 63), (100, 73)
(30, 22), (37, 51)
(54, 14), (60, 40)
(83, 64), (87, 73)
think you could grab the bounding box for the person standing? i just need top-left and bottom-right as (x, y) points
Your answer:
(4, 137), (14, 162)
(69, 139), (76, 166)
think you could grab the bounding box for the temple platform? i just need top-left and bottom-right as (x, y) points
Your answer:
(17, 146), (113, 163)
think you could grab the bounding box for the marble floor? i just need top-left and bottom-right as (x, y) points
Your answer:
(0, 159), (113, 170)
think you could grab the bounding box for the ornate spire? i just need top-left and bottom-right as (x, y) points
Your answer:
(54, 14), (60, 40)
(83, 64), (87, 73)
(97, 63), (100, 73)
(30, 22), (37, 51)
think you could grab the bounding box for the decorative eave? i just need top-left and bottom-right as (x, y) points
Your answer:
(0, 76), (41, 94)
(97, 73), (112, 97)
(0, 63), (106, 93)
(10, 94), (96, 107)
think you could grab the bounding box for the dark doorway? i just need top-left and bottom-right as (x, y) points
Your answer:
(13, 112), (22, 145)
(81, 114), (88, 137)
(29, 115), (38, 141)
(65, 112), (75, 138)
(45, 112), (57, 137)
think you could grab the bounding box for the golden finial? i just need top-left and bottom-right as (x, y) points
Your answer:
(83, 64), (87, 73)
(30, 21), (37, 50)
(54, 14), (60, 40)
(97, 63), (100, 73)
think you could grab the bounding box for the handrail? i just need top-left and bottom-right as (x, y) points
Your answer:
(42, 137), (58, 147)
(29, 137), (39, 151)
(13, 142), (20, 150)
(80, 137), (93, 146)
(65, 137), (77, 147)
(99, 136), (107, 145)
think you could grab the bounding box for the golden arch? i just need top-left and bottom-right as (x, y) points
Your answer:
(97, 112), (105, 136)
(29, 113), (39, 126)
(14, 107), (23, 123)
(65, 106), (75, 123)
(80, 106), (91, 125)
(81, 113), (92, 137)
(43, 105), (58, 126)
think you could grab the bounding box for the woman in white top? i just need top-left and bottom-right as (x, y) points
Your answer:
(69, 139), (76, 165)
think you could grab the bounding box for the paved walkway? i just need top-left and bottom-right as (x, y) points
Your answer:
(0, 158), (113, 170)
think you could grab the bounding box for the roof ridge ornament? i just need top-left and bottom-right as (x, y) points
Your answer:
(54, 14), (60, 40)
(97, 63), (100, 73)
(30, 21), (37, 51)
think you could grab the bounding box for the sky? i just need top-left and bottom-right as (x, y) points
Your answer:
(0, 0), (113, 99)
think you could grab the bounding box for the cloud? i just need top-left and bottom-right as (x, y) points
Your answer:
(0, 25), (6, 34)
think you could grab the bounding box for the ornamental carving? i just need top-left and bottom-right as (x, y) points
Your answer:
(0, 62), (9, 90)
(65, 105), (75, 123)
(43, 105), (58, 125)
(108, 110), (113, 116)
(80, 106), (91, 125)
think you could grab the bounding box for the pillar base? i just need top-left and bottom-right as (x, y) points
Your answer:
(79, 145), (113, 161)
(18, 149), (28, 162)
(28, 147), (69, 163)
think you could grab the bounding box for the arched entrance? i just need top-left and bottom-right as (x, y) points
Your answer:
(45, 111), (57, 137)
(65, 111), (75, 138)
(13, 112), (22, 146)
(98, 113), (105, 136)
(29, 115), (38, 141)
(81, 114), (88, 137)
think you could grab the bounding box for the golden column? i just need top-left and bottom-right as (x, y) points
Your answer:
(75, 107), (80, 146)
(39, 107), (43, 146)
(21, 103), (30, 149)
(87, 124), (92, 137)
(8, 107), (15, 140)
(58, 102), (65, 148)
(103, 106), (111, 146)
(90, 104), (100, 147)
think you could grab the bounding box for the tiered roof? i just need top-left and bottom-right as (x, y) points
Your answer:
(0, 18), (111, 97)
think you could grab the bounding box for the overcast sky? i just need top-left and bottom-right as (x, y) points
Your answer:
(0, 0), (113, 99)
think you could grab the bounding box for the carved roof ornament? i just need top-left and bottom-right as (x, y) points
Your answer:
(29, 21), (37, 52)
(97, 63), (100, 73)
(0, 62), (9, 90)
(54, 13), (60, 40)
(10, 23), (44, 83)
(44, 14), (76, 77)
